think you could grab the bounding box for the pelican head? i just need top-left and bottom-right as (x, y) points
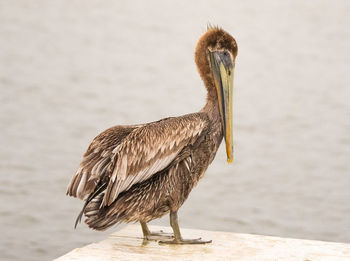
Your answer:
(195, 26), (238, 163)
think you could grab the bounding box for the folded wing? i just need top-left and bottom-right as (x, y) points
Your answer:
(102, 113), (209, 206)
(66, 125), (141, 200)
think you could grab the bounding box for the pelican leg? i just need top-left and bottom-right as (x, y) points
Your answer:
(140, 221), (174, 241)
(159, 211), (212, 244)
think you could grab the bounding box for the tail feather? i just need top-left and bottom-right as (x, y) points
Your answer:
(74, 183), (107, 228)
(73, 181), (123, 231)
(84, 196), (121, 231)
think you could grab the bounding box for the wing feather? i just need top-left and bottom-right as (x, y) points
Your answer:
(102, 113), (209, 206)
(66, 125), (140, 199)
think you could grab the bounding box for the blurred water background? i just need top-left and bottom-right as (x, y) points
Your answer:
(0, 1), (349, 260)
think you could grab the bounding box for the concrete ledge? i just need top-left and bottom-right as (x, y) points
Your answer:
(55, 225), (350, 261)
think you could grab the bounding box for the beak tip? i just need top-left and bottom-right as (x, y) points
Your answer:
(227, 157), (234, 164)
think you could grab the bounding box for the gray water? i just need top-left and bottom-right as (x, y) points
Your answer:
(1, 1), (349, 260)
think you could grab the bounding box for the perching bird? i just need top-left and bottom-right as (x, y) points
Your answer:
(67, 26), (237, 244)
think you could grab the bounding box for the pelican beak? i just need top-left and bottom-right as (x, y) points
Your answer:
(209, 51), (235, 163)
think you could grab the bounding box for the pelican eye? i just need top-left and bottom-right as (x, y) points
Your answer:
(219, 51), (233, 69)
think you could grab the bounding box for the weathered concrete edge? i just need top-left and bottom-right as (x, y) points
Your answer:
(55, 225), (350, 261)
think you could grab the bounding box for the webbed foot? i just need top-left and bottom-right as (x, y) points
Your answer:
(159, 237), (212, 244)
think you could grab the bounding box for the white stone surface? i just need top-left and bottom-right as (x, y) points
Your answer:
(55, 225), (350, 261)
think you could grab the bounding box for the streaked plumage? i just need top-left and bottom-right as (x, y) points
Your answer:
(67, 26), (237, 244)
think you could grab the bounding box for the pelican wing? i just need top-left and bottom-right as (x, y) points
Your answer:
(102, 113), (209, 206)
(66, 125), (141, 200)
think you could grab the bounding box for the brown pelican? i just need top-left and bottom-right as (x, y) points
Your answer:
(67, 26), (237, 244)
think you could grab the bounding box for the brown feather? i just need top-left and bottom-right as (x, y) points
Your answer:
(67, 27), (238, 231)
(66, 125), (139, 199)
(195, 27), (237, 100)
(102, 113), (209, 206)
